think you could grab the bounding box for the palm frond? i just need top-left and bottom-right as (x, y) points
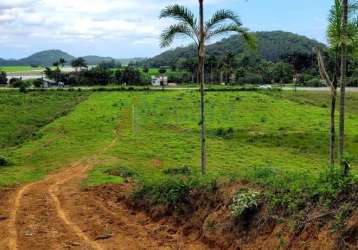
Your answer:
(160, 23), (198, 48)
(159, 5), (198, 33)
(328, 0), (358, 50)
(206, 24), (256, 49)
(206, 9), (241, 32)
(327, 0), (342, 47)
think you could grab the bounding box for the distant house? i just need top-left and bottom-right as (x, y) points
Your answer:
(151, 76), (168, 86)
(43, 78), (64, 88)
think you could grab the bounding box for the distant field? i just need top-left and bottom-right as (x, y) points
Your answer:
(0, 90), (89, 154)
(0, 66), (44, 73)
(1, 90), (357, 189)
(266, 90), (358, 115)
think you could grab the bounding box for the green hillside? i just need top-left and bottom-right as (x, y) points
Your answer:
(143, 31), (326, 67)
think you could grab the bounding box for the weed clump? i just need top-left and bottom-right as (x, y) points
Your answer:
(230, 190), (260, 218)
(0, 156), (11, 167)
(106, 166), (137, 179)
(216, 127), (234, 139)
(132, 177), (197, 205)
(163, 166), (192, 176)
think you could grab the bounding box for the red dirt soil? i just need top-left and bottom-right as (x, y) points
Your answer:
(0, 161), (357, 250)
(0, 160), (207, 250)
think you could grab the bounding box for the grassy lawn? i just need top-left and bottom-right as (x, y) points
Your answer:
(0, 66), (44, 73)
(0, 90), (89, 153)
(90, 91), (358, 185)
(266, 90), (358, 116)
(0, 90), (357, 199)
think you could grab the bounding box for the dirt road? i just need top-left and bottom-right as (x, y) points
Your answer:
(0, 158), (207, 250)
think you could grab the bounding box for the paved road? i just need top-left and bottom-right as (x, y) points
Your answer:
(282, 87), (358, 92)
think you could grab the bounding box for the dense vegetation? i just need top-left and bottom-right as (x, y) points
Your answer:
(143, 31), (325, 67)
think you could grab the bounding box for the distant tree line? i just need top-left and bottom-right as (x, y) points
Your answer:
(44, 58), (151, 86)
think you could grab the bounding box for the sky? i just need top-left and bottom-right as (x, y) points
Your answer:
(0, 0), (332, 59)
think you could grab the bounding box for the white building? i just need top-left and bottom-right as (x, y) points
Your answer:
(151, 76), (168, 86)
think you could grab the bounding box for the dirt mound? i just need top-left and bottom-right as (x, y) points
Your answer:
(89, 182), (358, 250)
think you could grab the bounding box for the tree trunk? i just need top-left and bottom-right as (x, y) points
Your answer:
(339, 0), (348, 172)
(330, 89), (337, 167)
(198, 0), (206, 175)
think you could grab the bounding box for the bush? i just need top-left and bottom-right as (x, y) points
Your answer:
(10, 78), (31, 92)
(163, 166), (192, 176)
(0, 71), (7, 85)
(216, 127), (234, 139)
(229, 190), (260, 218)
(304, 78), (322, 87)
(347, 77), (358, 87)
(105, 166), (137, 179)
(0, 156), (11, 167)
(32, 78), (44, 88)
(132, 177), (198, 205)
(237, 73), (263, 85)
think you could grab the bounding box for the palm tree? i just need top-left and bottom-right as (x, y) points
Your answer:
(160, 2), (255, 175)
(339, 0), (349, 173)
(315, 0), (358, 170)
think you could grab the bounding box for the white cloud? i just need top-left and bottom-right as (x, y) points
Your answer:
(0, 0), (238, 57)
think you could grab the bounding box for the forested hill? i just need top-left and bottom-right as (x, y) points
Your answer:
(143, 31), (326, 67)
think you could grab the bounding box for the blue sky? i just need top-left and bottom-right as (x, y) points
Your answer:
(0, 0), (331, 59)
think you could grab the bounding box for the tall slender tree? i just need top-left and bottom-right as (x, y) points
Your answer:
(316, 0), (358, 169)
(339, 0), (348, 172)
(160, 2), (255, 175)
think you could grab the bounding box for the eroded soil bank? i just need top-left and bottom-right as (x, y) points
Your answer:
(0, 168), (356, 250)
(89, 182), (358, 250)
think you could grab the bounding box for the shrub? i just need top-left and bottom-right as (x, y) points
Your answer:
(237, 73), (263, 85)
(163, 166), (192, 176)
(347, 77), (358, 87)
(304, 78), (322, 87)
(216, 127), (234, 139)
(0, 156), (11, 167)
(105, 166), (137, 179)
(229, 190), (260, 218)
(132, 177), (197, 205)
(0, 71), (7, 85)
(32, 78), (44, 88)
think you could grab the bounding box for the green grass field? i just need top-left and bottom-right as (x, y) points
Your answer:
(0, 66), (44, 73)
(0, 91), (358, 185)
(0, 90), (89, 153)
(0, 90), (357, 209)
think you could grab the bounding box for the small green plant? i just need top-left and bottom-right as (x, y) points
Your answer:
(215, 127), (234, 139)
(0, 156), (11, 167)
(205, 219), (217, 231)
(132, 177), (197, 205)
(105, 166), (137, 179)
(229, 190), (260, 218)
(163, 166), (192, 176)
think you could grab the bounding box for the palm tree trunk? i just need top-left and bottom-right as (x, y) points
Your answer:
(339, 0), (348, 172)
(199, 0), (206, 175)
(330, 89), (337, 167)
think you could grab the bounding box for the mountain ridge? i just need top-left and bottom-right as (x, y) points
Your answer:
(0, 50), (145, 66)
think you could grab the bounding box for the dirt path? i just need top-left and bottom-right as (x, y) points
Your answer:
(0, 98), (207, 250)
(0, 158), (207, 250)
(0, 126), (207, 250)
